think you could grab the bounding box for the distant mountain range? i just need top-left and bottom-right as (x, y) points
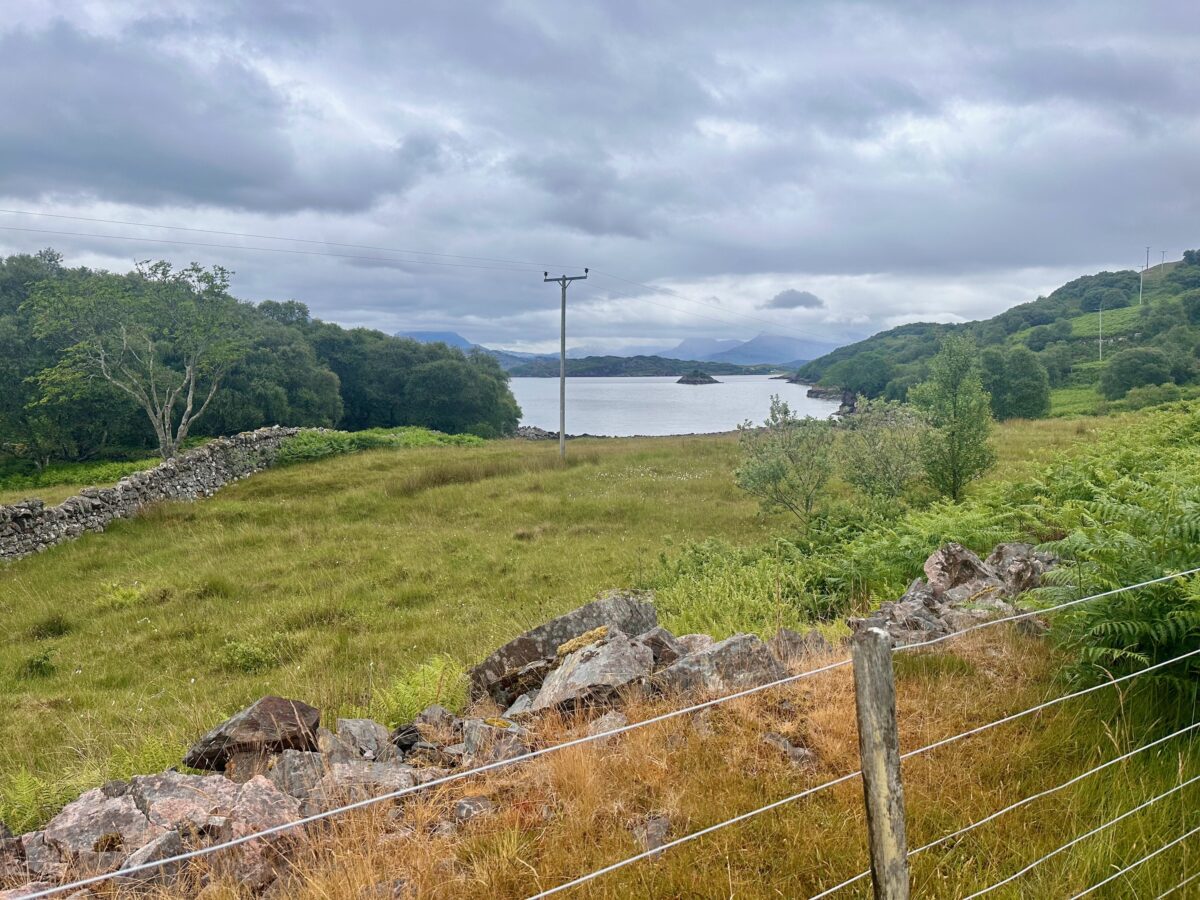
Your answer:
(396, 330), (840, 370)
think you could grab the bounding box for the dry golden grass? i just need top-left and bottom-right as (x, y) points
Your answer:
(96, 629), (1198, 899)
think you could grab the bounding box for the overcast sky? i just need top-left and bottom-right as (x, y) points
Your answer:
(0, 1), (1196, 353)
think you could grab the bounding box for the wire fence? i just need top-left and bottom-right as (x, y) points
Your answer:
(18, 568), (1200, 899)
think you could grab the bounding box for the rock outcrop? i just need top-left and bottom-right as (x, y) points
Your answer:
(469, 590), (657, 704)
(848, 542), (1054, 644)
(183, 696), (321, 772)
(0, 427), (300, 562)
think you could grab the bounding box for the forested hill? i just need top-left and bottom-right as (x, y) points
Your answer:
(509, 355), (783, 377)
(0, 250), (521, 468)
(794, 252), (1200, 418)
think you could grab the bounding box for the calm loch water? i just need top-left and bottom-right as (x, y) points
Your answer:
(509, 375), (839, 437)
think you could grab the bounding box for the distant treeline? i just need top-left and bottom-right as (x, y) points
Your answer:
(509, 355), (781, 377)
(0, 250), (520, 466)
(796, 255), (1200, 417)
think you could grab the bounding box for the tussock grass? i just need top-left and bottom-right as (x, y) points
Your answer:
(0, 418), (1097, 836)
(125, 632), (1200, 898)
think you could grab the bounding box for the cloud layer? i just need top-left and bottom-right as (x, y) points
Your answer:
(0, 1), (1196, 351)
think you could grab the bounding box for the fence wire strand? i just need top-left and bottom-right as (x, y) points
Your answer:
(523, 770), (865, 899)
(893, 568), (1200, 654)
(17, 657), (854, 899)
(899, 646), (1200, 762)
(18, 572), (1200, 899)
(1066, 822), (1200, 900)
(1156, 869), (1200, 899)
(808, 719), (1200, 899)
(963, 771), (1200, 898)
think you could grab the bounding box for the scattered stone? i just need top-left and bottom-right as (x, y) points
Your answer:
(406, 742), (458, 769)
(469, 590), (657, 703)
(312, 762), (416, 806)
(41, 788), (164, 875)
(634, 626), (685, 668)
(20, 832), (65, 880)
(115, 829), (185, 883)
(502, 692), (536, 719)
(389, 724), (422, 755)
(587, 710), (630, 737)
(654, 634), (786, 695)
(453, 796), (495, 823)
(129, 771), (240, 830)
(691, 709), (715, 738)
(0, 884), (57, 900)
(631, 814), (670, 857)
(337, 718), (392, 761)
(674, 633), (715, 656)
(183, 697), (320, 772)
(414, 705), (461, 731)
(986, 542), (1055, 596)
(530, 629), (654, 712)
(267, 750), (327, 801)
(462, 719), (528, 766)
(768, 627), (832, 664)
(762, 732), (816, 766)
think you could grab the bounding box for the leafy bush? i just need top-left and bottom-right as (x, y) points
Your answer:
(275, 427), (483, 466)
(373, 654), (469, 728)
(735, 396), (836, 533)
(839, 398), (927, 501)
(0, 457), (158, 494)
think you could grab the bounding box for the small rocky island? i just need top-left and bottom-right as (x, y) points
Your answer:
(677, 369), (719, 385)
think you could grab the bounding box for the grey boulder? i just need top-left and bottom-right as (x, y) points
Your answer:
(653, 634), (785, 695)
(184, 696), (320, 771)
(41, 788), (165, 875)
(336, 718), (392, 761)
(768, 627), (832, 664)
(529, 629), (654, 712)
(470, 590), (657, 703)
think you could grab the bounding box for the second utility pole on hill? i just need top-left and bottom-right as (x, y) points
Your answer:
(545, 269), (588, 459)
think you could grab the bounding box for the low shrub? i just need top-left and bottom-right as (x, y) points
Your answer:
(373, 654), (469, 728)
(275, 427), (483, 466)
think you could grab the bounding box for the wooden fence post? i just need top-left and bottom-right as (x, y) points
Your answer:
(852, 626), (910, 900)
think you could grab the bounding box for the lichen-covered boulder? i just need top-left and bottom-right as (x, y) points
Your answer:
(529, 629), (654, 712)
(470, 590), (657, 703)
(183, 696), (320, 771)
(653, 634), (785, 695)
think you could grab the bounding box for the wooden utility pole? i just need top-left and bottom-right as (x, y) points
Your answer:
(852, 627), (910, 900)
(544, 269), (588, 459)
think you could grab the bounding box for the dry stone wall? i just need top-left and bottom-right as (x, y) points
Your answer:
(0, 426), (300, 562)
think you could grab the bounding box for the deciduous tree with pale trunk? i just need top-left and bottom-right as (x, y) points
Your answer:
(29, 261), (250, 458)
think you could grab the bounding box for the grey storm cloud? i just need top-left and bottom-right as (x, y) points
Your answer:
(0, 0), (1197, 350)
(766, 290), (824, 310)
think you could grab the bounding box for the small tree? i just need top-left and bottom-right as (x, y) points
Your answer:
(735, 395), (835, 534)
(839, 398), (928, 501)
(910, 335), (996, 501)
(1099, 347), (1173, 400)
(29, 261), (250, 458)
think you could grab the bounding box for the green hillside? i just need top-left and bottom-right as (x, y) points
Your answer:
(796, 253), (1200, 416)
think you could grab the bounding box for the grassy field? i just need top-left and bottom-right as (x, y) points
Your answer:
(0, 419), (1096, 826)
(4, 414), (1198, 897)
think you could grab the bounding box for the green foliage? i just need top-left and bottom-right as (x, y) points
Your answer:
(0, 457), (157, 494)
(839, 398), (928, 501)
(16, 650), (55, 679)
(373, 654), (469, 728)
(981, 346), (1051, 420)
(820, 351), (893, 398)
(218, 633), (293, 674)
(911, 335), (996, 500)
(1099, 348), (1173, 400)
(653, 539), (843, 637)
(275, 426), (483, 466)
(735, 395), (836, 532)
(28, 261), (252, 458)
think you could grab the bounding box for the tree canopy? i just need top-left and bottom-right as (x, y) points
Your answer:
(0, 250), (522, 465)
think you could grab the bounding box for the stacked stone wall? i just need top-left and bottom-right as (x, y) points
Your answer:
(0, 426), (300, 562)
